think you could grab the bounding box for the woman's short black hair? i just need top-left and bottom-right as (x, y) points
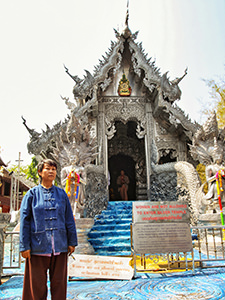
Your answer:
(37, 159), (57, 180)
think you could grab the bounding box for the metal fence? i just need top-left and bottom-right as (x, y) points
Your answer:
(3, 225), (225, 274)
(131, 224), (225, 275)
(191, 224), (225, 268)
(3, 231), (21, 270)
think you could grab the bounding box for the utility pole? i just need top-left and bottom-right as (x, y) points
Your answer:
(15, 152), (23, 211)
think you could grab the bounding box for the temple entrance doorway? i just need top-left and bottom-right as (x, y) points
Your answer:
(107, 120), (146, 200)
(108, 154), (136, 201)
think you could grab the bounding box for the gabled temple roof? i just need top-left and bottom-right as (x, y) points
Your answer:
(65, 20), (187, 104)
(23, 14), (200, 162)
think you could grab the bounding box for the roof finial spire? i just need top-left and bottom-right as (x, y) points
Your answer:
(122, 0), (132, 38)
(125, 0), (129, 26)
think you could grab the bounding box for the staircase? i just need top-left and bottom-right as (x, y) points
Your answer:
(88, 201), (133, 256)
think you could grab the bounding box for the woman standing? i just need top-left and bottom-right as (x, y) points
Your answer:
(19, 159), (77, 300)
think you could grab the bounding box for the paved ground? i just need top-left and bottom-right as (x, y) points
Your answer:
(1, 267), (225, 299)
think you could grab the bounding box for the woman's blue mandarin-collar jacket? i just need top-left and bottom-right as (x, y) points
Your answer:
(19, 184), (78, 255)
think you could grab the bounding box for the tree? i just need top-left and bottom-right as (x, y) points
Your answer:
(8, 164), (29, 176)
(202, 74), (225, 128)
(27, 156), (39, 184)
(197, 73), (225, 190)
(196, 163), (208, 193)
(8, 156), (39, 184)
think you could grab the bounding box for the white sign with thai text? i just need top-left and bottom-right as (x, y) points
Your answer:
(133, 222), (193, 254)
(68, 254), (134, 280)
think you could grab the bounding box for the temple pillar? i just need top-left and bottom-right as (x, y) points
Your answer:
(97, 102), (105, 165)
(177, 140), (187, 161)
(145, 102), (154, 199)
(105, 135), (109, 182)
(97, 102), (108, 177)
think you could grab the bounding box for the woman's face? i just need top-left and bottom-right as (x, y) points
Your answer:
(38, 163), (57, 184)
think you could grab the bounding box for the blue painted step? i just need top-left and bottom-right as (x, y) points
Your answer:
(89, 229), (130, 238)
(88, 201), (133, 256)
(92, 224), (131, 231)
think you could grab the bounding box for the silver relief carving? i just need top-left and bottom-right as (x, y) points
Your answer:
(105, 117), (116, 140)
(136, 121), (146, 139)
(105, 102), (145, 125)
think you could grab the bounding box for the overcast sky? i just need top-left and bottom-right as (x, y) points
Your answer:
(0, 0), (225, 167)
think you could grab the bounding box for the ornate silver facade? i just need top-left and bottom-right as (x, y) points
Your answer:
(23, 21), (204, 204)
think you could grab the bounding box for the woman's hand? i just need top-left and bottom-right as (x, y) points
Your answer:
(68, 246), (75, 256)
(21, 249), (31, 259)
